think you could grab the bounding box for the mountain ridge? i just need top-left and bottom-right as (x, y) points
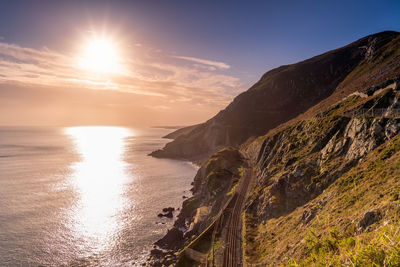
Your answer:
(147, 31), (400, 266)
(150, 31), (400, 162)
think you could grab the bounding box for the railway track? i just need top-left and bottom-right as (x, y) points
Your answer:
(223, 167), (253, 267)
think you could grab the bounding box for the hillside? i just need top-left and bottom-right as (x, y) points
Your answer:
(147, 31), (400, 266)
(150, 31), (400, 161)
(242, 81), (400, 265)
(162, 124), (200, 140)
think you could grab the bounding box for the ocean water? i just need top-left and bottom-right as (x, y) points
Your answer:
(0, 126), (197, 266)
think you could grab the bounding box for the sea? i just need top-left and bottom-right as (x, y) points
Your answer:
(0, 126), (198, 266)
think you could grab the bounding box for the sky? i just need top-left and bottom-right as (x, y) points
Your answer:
(0, 0), (400, 126)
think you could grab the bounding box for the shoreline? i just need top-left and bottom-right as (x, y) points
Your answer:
(146, 156), (200, 265)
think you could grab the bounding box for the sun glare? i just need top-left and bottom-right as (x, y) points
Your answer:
(78, 37), (124, 74)
(65, 126), (133, 251)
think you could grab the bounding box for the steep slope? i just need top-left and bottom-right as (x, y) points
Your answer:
(242, 82), (400, 265)
(147, 32), (400, 266)
(151, 31), (400, 161)
(162, 124), (200, 140)
(148, 79), (400, 267)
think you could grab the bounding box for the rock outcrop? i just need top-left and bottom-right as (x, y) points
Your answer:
(357, 210), (382, 232)
(248, 87), (400, 223)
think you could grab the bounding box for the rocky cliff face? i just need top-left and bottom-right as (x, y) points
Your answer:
(148, 32), (400, 266)
(249, 90), (400, 217)
(151, 31), (400, 161)
(243, 82), (400, 265)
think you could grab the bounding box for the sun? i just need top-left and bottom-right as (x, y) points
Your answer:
(78, 37), (124, 74)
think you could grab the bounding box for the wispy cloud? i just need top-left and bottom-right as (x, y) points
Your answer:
(173, 56), (230, 69)
(0, 41), (242, 110)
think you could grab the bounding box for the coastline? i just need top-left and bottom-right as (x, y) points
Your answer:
(146, 126), (202, 265)
(146, 146), (245, 266)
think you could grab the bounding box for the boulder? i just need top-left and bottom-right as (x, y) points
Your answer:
(385, 120), (400, 139)
(150, 248), (164, 257)
(358, 210), (381, 231)
(154, 227), (184, 249)
(158, 207), (175, 218)
(301, 206), (319, 224)
(162, 207), (175, 213)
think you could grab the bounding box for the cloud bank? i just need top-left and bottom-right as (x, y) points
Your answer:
(0, 41), (244, 125)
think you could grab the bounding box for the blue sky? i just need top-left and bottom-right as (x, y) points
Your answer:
(1, 0), (399, 81)
(0, 0), (399, 125)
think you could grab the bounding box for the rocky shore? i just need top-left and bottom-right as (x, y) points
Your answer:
(146, 148), (245, 266)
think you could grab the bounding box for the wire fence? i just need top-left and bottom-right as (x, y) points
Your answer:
(343, 108), (400, 118)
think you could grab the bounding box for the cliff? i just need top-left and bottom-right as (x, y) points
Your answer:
(151, 31), (400, 161)
(148, 31), (400, 266)
(162, 124), (200, 140)
(243, 81), (400, 265)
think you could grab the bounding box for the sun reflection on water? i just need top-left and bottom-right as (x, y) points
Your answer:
(65, 126), (132, 253)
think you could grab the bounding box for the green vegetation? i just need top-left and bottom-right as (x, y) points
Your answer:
(380, 138), (400, 160)
(342, 35), (400, 90)
(208, 238), (223, 261)
(227, 183), (238, 196)
(245, 131), (400, 265)
(152, 32), (400, 267)
(238, 166), (244, 177)
(243, 90), (400, 266)
(226, 167), (244, 196)
(288, 223), (400, 266)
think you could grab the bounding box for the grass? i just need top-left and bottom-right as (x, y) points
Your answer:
(208, 238), (223, 261)
(288, 222), (400, 266)
(242, 90), (400, 265)
(227, 183), (238, 196)
(226, 167), (244, 196)
(245, 132), (400, 265)
(380, 138), (400, 160)
(341, 35), (400, 91)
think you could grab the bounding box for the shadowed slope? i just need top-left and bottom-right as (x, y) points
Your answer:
(151, 31), (400, 161)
